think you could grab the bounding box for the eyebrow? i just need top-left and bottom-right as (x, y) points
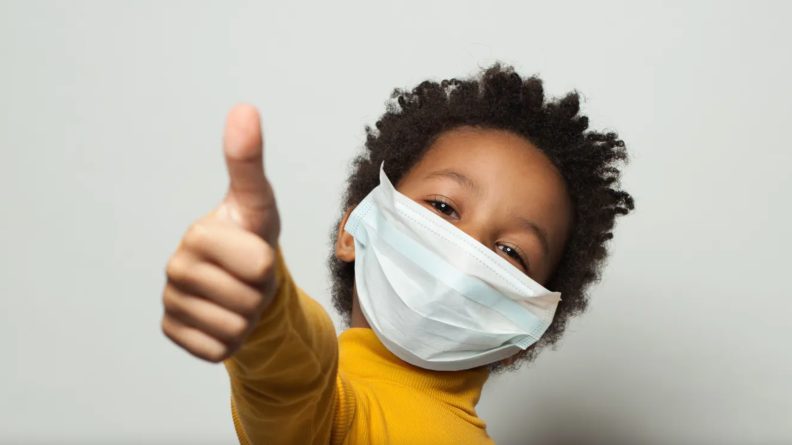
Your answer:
(515, 216), (551, 257)
(424, 169), (481, 194)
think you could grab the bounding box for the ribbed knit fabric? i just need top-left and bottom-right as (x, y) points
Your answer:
(225, 249), (495, 445)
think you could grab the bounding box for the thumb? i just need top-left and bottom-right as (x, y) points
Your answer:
(220, 104), (279, 241)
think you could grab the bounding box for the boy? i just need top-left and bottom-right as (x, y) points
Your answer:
(161, 65), (634, 444)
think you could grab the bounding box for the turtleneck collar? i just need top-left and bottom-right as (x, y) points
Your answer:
(338, 328), (490, 417)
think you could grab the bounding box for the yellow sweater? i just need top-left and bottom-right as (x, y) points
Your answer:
(224, 249), (495, 445)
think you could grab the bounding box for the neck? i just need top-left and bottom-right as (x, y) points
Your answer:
(350, 287), (372, 329)
(338, 328), (490, 421)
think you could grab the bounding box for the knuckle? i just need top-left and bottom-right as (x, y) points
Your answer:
(184, 222), (212, 250)
(165, 255), (190, 283)
(205, 346), (229, 364)
(161, 288), (183, 316)
(161, 316), (179, 342)
(250, 247), (275, 282)
(161, 317), (171, 337)
(225, 317), (249, 340)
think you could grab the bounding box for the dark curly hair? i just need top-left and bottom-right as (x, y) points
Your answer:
(328, 64), (634, 370)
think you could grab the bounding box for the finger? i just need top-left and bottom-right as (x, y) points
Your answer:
(222, 104), (274, 216)
(162, 314), (229, 363)
(168, 260), (263, 316)
(163, 284), (250, 345)
(176, 219), (276, 284)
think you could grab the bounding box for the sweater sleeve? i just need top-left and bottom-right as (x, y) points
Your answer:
(224, 247), (348, 445)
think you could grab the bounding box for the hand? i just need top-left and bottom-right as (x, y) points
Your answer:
(161, 104), (281, 363)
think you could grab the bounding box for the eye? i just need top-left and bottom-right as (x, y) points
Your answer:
(497, 244), (530, 272)
(427, 197), (459, 219)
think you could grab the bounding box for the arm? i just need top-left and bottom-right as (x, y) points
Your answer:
(161, 105), (348, 444)
(225, 248), (339, 444)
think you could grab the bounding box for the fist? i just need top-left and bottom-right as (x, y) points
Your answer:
(162, 104), (280, 363)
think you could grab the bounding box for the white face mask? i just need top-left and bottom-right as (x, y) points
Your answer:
(345, 163), (562, 371)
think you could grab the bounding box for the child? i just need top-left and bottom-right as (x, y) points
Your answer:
(161, 65), (634, 444)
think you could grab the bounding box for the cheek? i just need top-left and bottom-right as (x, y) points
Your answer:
(538, 196), (575, 276)
(520, 241), (548, 278)
(524, 216), (573, 284)
(542, 225), (574, 283)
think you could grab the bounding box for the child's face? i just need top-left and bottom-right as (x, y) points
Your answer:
(396, 126), (573, 284)
(337, 126), (574, 334)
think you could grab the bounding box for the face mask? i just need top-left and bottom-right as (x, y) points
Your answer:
(345, 163), (562, 371)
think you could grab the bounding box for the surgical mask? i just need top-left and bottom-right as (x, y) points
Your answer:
(345, 163), (561, 371)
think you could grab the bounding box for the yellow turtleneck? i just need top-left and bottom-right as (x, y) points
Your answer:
(224, 249), (494, 445)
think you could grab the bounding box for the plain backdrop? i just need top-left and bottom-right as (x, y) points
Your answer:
(1, 1), (790, 444)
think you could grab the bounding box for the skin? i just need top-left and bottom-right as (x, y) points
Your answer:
(162, 104), (280, 363)
(335, 126), (574, 366)
(161, 106), (574, 369)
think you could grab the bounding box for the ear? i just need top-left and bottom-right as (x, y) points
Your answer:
(335, 206), (356, 263)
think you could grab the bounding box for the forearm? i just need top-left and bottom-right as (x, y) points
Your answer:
(224, 248), (338, 444)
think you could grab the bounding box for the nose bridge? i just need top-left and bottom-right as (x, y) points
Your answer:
(459, 213), (494, 248)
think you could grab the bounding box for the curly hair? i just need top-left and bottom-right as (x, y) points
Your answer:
(328, 64), (634, 370)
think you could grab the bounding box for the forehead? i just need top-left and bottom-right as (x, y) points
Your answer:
(405, 126), (569, 204)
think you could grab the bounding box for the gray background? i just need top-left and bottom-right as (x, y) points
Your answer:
(1, 1), (790, 444)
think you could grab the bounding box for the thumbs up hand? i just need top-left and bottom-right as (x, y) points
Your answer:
(162, 105), (281, 363)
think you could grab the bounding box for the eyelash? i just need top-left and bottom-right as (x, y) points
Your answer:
(426, 197), (531, 272)
(427, 196), (459, 219)
(498, 244), (530, 271)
